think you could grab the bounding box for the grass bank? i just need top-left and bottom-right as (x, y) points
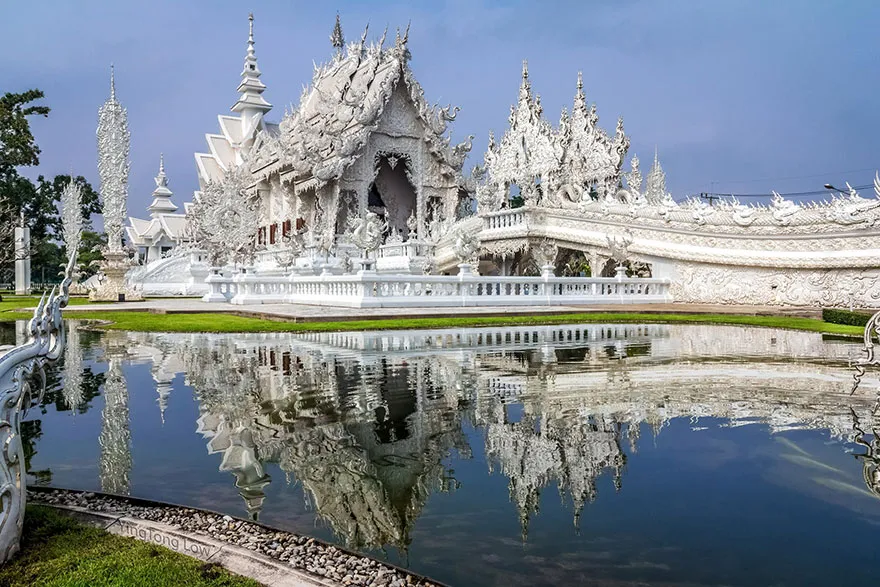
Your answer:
(0, 307), (867, 336)
(0, 295), (91, 313)
(0, 505), (259, 587)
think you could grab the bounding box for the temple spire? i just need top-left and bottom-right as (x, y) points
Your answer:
(331, 13), (344, 57)
(109, 64), (116, 102)
(148, 153), (177, 218)
(232, 13), (272, 137)
(519, 60), (532, 103)
(645, 146), (667, 204)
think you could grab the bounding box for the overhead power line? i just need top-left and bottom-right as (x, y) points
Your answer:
(698, 183), (874, 199)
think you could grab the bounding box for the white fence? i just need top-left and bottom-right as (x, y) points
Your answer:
(203, 266), (671, 307)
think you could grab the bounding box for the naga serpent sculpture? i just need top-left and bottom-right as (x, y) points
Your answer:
(0, 253), (75, 563)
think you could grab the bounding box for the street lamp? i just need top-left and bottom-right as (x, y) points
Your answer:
(823, 182), (855, 196)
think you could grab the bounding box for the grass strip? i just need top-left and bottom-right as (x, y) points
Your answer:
(0, 295), (92, 313)
(0, 308), (866, 336)
(0, 505), (260, 587)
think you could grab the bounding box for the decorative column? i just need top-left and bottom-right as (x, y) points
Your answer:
(13, 214), (30, 295)
(91, 66), (142, 302)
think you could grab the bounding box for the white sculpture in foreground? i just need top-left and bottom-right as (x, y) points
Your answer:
(123, 12), (880, 308)
(91, 67), (142, 302)
(0, 255), (74, 563)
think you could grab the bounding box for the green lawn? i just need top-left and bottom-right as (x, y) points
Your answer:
(0, 292), (868, 336)
(0, 294), (92, 313)
(0, 306), (866, 336)
(0, 505), (260, 587)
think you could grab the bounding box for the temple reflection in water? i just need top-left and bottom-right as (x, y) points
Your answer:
(99, 323), (880, 549)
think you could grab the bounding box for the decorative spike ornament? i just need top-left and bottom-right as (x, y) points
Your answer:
(96, 65), (130, 255)
(331, 13), (344, 57)
(59, 179), (83, 275)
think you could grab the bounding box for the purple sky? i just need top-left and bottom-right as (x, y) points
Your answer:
(4, 0), (880, 217)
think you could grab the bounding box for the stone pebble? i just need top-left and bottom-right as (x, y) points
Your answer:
(28, 489), (442, 587)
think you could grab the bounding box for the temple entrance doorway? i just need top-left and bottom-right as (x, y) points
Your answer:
(368, 154), (417, 241)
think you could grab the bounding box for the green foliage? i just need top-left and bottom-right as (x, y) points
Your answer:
(0, 89), (50, 173)
(0, 505), (261, 587)
(0, 88), (104, 284)
(822, 308), (874, 327)
(77, 230), (107, 279)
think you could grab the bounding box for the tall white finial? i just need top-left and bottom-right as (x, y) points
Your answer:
(110, 64), (116, 101)
(231, 12), (272, 119)
(159, 152), (165, 174)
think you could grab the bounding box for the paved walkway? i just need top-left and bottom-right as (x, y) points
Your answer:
(55, 298), (823, 322)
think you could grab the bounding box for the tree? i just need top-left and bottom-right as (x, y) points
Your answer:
(0, 89), (50, 173)
(0, 89), (49, 283)
(77, 230), (106, 279)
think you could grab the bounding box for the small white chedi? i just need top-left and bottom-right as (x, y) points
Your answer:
(123, 13), (880, 308)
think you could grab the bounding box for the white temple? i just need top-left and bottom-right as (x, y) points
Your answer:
(124, 13), (880, 308)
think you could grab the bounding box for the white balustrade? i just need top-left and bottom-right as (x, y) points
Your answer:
(483, 208), (527, 231)
(206, 265), (671, 307)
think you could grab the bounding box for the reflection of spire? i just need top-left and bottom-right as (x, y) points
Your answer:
(218, 426), (271, 520)
(156, 383), (171, 425)
(61, 323), (84, 412)
(99, 357), (132, 495)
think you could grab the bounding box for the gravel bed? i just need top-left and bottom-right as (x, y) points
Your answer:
(29, 488), (442, 587)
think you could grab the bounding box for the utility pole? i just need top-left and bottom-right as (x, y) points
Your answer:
(700, 192), (720, 206)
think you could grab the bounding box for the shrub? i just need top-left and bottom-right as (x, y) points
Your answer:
(822, 308), (875, 327)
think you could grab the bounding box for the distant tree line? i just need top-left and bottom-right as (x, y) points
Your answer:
(0, 89), (104, 290)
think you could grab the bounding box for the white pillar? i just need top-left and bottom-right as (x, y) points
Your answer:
(14, 226), (30, 295)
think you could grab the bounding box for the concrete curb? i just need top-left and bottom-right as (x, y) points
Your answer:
(29, 486), (447, 587)
(46, 503), (340, 587)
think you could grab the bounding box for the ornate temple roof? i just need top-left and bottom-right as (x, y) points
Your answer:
(479, 64), (630, 209)
(248, 17), (472, 189)
(193, 14), (277, 193)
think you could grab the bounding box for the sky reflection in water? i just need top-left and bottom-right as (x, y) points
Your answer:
(14, 321), (880, 587)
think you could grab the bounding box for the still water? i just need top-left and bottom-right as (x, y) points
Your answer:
(9, 321), (880, 586)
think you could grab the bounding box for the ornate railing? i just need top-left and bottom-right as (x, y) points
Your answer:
(202, 265), (671, 307)
(0, 254), (74, 563)
(482, 208), (528, 231)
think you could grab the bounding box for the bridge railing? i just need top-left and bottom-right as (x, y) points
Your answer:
(483, 208), (528, 230)
(201, 266), (671, 307)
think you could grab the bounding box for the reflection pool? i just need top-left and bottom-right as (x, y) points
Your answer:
(12, 321), (880, 586)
